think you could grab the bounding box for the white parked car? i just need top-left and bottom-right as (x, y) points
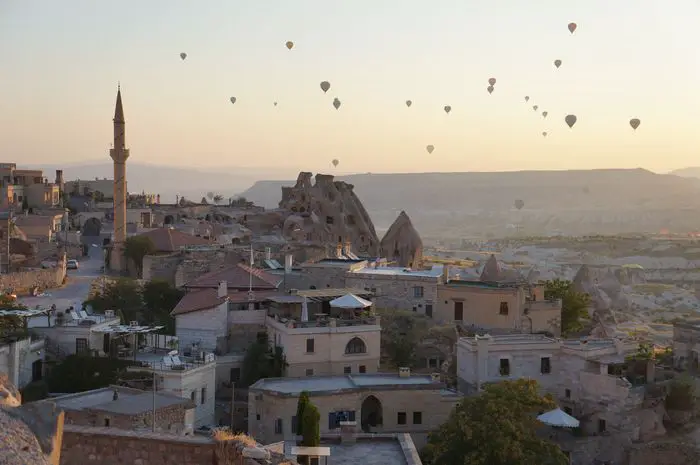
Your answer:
(66, 259), (79, 270)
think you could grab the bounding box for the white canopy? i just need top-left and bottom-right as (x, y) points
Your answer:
(329, 293), (372, 309)
(537, 408), (580, 428)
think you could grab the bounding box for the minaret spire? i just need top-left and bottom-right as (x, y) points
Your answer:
(109, 85), (129, 272)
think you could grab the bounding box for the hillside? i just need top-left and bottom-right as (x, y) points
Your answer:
(240, 169), (700, 238)
(670, 167), (700, 179)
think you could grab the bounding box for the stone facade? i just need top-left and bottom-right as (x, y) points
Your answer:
(299, 259), (366, 290)
(63, 400), (193, 434)
(248, 374), (461, 449)
(143, 247), (243, 286)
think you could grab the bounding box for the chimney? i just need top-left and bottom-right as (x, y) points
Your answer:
(442, 265), (449, 283)
(343, 239), (352, 256)
(55, 170), (64, 186)
(336, 241), (343, 258)
(112, 390), (119, 401)
(218, 280), (227, 298)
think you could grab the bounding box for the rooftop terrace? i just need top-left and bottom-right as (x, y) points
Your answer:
(47, 386), (193, 415)
(350, 265), (444, 278)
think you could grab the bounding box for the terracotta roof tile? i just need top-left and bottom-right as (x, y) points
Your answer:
(170, 288), (225, 316)
(136, 227), (210, 252)
(184, 263), (282, 290)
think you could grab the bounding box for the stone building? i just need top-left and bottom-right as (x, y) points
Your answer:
(345, 264), (444, 314)
(44, 385), (196, 435)
(379, 211), (423, 269)
(0, 333), (44, 390)
(248, 370), (461, 449)
(436, 274), (561, 335)
(671, 320), (700, 369)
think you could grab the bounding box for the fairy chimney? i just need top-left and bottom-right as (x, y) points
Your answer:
(380, 211), (423, 268)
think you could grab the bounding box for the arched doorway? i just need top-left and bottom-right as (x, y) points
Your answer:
(164, 215), (174, 225)
(360, 395), (383, 432)
(82, 217), (102, 236)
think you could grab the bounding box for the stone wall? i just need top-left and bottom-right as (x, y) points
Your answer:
(626, 441), (700, 465)
(64, 401), (191, 434)
(60, 425), (299, 465)
(0, 260), (66, 294)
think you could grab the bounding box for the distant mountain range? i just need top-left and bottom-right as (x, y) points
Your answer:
(669, 167), (700, 179)
(240, 169), (700, 238)
(23, 162), (296, 204)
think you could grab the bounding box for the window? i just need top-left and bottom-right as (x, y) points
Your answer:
(598, 419), (606, 433)
(565, 388), (571, 399)
(291, 416), (297, 434)
(540, 357), (551, 374)
(75, 338), (88, 354)
(201, 386), (207, 404)
(413, 412), (422, 425)
(345, 337), (367, 354)
(499, 302), (509, 315)
(31, 360), (43, 382)
(256, 414), (261, 421)
(359, 365), (366, 373)
(310, 458), (320, 465)
(104, 418), (110, 427)
(230, 367), (241, 383)
(325, 216), (334, 225)
(305, 368), (314, 376)
(454, 301), (464, 321)
(499, 358), (510, 376)
(275, 418), (283, 434)
(344, 366), (351, 374)
(397, 412), (407, 425)
(413, 286), (424, 298)
(564, 407), (573, 415)
(306, 338), (315, 353)
(191, 391), (196, 402)
(425, 304), (433, 317)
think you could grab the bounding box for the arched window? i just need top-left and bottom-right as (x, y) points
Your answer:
(345, 337), (367, 355)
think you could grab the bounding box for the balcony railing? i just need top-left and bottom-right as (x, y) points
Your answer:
(267, 314), (380, 330)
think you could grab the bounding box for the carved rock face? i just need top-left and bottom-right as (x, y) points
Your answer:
(0, 373), (21, 407)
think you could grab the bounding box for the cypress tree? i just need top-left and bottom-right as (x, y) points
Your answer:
(295, 391), (311, 440)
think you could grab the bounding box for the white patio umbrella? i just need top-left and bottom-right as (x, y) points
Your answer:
(537, 408), (580, 428)
(329, 293), (372, 309)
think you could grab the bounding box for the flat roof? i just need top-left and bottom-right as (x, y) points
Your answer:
(460, 334), (559, 346)
(350, 265), (443, 278)
(326, 441), (408, 465)
(443, 279), (520, 289)
(294, 288), (373, 299)
(49, 387), (193, 415)
(250, 373), (444, 396)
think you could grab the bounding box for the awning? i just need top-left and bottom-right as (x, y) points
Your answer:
(537, 408), (580, 428)
(0, 309), (47, 317)
(329, 293), (372, 309)
(96, 325), (165, 334)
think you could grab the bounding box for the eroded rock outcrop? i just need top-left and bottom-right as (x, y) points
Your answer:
(380, 211), (423, 268)
(279, 172), (380, 256)
(0, 373), (63, 465)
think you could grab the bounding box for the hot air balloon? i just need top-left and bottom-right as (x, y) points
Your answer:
(568, 22), (577, 34)
(426, 145), (434, 154)
(542, 131), (548, 137)
(180, 53), (187, 60)
(285, 41), (294, 50)
(274, 102), (278, 107)
(332, 159), (339, 167)
(406, 100), (412, 108)
(333, 98), (341, 110)
(524, 96), (530, 102)
(542, 111), (548, 118)
(565, 114), (577, 128)
(320, 81), (330, 93)
(230, 97), (237, 104)
(629, 118), (641, 130)
(514, 199), (525, 210)
(444, 105), (451, 114)
(488, 78), (496, 86)
(554, 59), (562, 69)
(533, 105), (538, 111)
(487, 86), (494, 94)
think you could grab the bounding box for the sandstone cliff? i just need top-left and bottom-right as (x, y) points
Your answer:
(380, 211), (423, 268)
(279, 172), (380, 256)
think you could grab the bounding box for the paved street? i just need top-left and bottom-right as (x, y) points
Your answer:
(20, 238), (105, 312)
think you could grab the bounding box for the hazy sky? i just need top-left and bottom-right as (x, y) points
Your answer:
(2, 0), (699, 175)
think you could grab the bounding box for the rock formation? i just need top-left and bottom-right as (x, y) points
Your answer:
(0, 373), (64, 465)
(379, 211), (423, 268)
(479, 254), (522, 282)
(278, 172), (380, 256)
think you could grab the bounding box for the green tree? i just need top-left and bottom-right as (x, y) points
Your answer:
(666, 375), (696, 412)
(298, 402), (321, 465)
(295, 391), (311, 439)
(47, 355), (141, 393)
(240, 333), (287, 387)
(381, 309), (430, 368)
(141, 279), (183, 334)
(85, 278), (144, 321)
(0, 295), (27, 336)
(213, 194), (224, 204)
(421, 379), (568, 465)
(544, 279), (590, 336)
(123, 235), (156, 278)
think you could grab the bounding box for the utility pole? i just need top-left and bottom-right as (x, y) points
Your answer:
(6, 209), (14, 274)
(152, 370), (157, 432)
(230, 381), (235, 430)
